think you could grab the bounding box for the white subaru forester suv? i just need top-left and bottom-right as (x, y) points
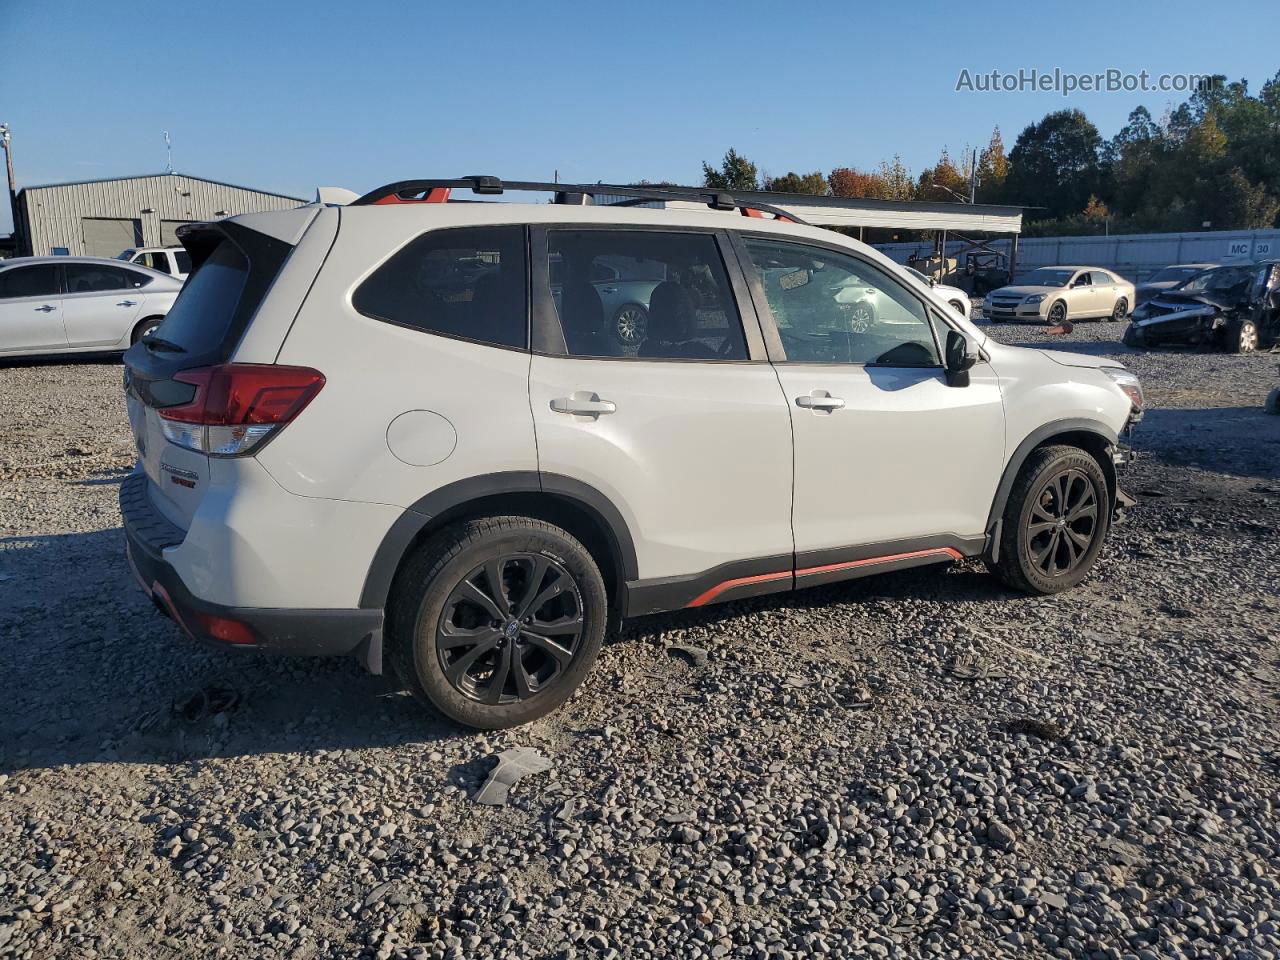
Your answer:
(121, 177), (1143, 729)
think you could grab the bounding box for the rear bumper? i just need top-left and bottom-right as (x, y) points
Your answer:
(121, 472), (383, 668)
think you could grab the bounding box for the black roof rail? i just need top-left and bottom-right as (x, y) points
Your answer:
(350, 176), (810, 225)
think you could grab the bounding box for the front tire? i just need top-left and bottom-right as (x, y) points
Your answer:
(1122, 324), (1145, 348)
(986, 445), (1111, 595)
(1225, 319), (1259, 354)
(1047, 301), (1068, 326)
(387, 517), (607, 729)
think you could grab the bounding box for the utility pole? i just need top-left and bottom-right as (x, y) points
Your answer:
(0, 124), (17, 252)
(969, 147), (977, 203)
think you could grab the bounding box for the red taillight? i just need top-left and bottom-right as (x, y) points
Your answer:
(161, 364), (325, 425)
(157, 364), (325, 457)
(197, 614), (258, 646)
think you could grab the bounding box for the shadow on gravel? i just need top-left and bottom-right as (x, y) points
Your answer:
(0, 528), (457, 774)
(0, 354), (123, 369)
(1137, 406), (1280, 480)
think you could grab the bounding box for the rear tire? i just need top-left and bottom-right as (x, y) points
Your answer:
(131, 316), (164, 345)
(986, 445), (1111, 595)
(386, 516), (606, 729)
(1112, 298), (1128, 321)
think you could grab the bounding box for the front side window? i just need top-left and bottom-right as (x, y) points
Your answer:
(1071, 272), (1091, 288)
(353, 226), (527, 349)
(744, 238), (940, 366)
(65, 264), (149, 294)
(0, 264), (60, 299)
(547, 230), (747, 360)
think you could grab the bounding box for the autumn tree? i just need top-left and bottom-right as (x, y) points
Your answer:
(828, 167), (890, 198)
(976, 127), (1007, 201)
(875, 155), (915, 200)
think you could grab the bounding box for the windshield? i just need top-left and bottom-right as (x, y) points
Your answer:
(1174, 265), (1254, 294)
(1014, 268), (1074, 287)
(1148, 266), (1204, 284)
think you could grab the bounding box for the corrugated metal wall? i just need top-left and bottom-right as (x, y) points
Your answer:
(875, 229), (1280, 282)
(17, 174), (303, 256)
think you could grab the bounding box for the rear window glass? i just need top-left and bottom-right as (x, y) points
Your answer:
(353, 226), (527, 349)
(151, 241), (248, 354)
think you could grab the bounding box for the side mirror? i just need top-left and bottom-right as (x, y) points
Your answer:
(927, 276), (937, 287)
(944, 330), (976, 387)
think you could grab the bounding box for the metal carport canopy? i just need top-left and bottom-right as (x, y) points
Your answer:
(669, 191), (1024, 233)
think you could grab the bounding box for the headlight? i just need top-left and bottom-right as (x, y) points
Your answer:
(1101, 366), (1143, 410)
(1024, 294), (1045, 304)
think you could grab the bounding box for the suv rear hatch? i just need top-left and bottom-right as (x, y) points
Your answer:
(123, 219), (305, 531)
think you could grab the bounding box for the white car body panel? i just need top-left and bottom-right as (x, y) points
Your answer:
(529, 355), (794, 579)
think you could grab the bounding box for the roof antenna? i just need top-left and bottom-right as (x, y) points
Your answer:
(163, 131), (173, 174)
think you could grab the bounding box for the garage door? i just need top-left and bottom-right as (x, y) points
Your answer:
(160, 220), (192, 246)
(82, 218), (142, 258)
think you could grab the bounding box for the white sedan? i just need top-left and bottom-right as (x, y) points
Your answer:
(903, 266), (972, 319)
(0, 256), (180, 358)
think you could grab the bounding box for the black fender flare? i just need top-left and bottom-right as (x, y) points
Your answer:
(358, 472), (638, 610)
(984, 418), (1119, 560)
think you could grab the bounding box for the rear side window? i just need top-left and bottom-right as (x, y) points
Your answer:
(0, 264), (60, 299)
(65, 264), (150, 293)
(138, 252), (171, 274)
(353, 226), (527, 349)
(151, 240), (248, 355)
(175, 251), (192, 274)
(546, 230), (747, 360)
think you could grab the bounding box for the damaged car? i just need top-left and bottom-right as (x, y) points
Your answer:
(1123, 261), (1280, 353)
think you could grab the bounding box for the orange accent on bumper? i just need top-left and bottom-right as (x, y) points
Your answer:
(686, 548), (963, 608)
(687, 570), (791, 607)
(795, 547), (963, 579)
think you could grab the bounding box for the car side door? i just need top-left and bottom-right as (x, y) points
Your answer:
(61, 263), (150, 347)
(528, 226), (795, 611)
(0, 263), (66, 354)
(1065, 270), (1095, 318)
(1090, 270), (1117, 316)
(736, 234), (1005, 584)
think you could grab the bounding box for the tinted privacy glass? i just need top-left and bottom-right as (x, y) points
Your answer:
(547, 230), (747, 360)
(65, 264), (147, 293)
(0, 265), (60, 299)
(175, 251), (192, 274)
(354, 226), (527, 349)
(150, 240), (248, 355)
(139, 252), (171, 274)
(745, 238), (940, 366)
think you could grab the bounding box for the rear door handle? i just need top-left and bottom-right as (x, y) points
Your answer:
(34, 304), (56, 313)
(795, 392), (845, 412)
(550, 393), (616, 417)
(117, 300), (138, 307)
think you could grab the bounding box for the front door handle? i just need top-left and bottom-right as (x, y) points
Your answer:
(795, 392), (845, 412)
(550, 393), (616, 417)
(117, 299), (138, 307)
(34, 304), (56, 313)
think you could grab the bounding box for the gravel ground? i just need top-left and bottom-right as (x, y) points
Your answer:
(1, 325), (1278, 960)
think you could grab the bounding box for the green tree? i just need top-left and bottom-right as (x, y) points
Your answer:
(762, 171), (827, 195)
(875, 155), (915, 200)
(1004, 109), (1103, 219)
(701, 148), (759, 191)
(916, 148), (969, 202)
(976, 127), (1008, 201)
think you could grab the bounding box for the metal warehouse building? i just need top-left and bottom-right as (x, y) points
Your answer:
(14, 172), (304, 258)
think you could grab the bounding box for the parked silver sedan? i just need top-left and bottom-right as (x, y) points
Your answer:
(0, 256), (180, 359)
(984, 266), (1136, 324)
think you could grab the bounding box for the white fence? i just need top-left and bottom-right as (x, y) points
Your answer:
(874, 229), (1280, 282)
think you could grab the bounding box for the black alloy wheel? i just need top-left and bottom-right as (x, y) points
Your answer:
(1112, 298), (1128, 321)
(1048, 301), (1068, 325)
(437, 553), (584, 704)
(1023, 468), (1099, 579)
